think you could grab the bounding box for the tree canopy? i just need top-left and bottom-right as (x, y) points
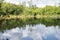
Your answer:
(0, 2), (60, 16)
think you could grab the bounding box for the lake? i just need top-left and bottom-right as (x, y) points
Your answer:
(0, 18), (60, 40)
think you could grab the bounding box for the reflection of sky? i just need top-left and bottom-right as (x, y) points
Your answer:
(4, 0), (60, 7)
(0, 24), (60, 40)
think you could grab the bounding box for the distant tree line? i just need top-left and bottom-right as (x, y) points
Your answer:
(0, 2), (60, 16)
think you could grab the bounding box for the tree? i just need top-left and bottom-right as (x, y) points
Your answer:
(0, 0), (4, 15)
(0, 0), (4, 9)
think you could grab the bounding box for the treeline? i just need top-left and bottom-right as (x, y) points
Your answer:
(0, 2), (60, 16)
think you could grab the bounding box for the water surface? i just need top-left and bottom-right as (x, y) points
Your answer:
(0, 18), (60, 40)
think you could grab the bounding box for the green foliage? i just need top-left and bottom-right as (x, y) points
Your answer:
(0, 18), (60, 31)
(0, 2), (60, 16)
(0, 2), (25, 15)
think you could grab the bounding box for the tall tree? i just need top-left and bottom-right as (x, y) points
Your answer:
(0, 0), (4, 15)
(0, 0), (4, 8)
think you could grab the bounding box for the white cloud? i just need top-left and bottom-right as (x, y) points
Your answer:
(4, 0), (60, 7)
(5, 0), (19, 4)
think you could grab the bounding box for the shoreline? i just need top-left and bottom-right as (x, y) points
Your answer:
(0, 15), (60, 20)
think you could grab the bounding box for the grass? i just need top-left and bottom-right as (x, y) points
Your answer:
(0, 15), (60, 20)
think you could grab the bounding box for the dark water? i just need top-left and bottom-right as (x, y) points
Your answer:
(0, 18), (60, 40)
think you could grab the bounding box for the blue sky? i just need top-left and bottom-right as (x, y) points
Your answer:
(4, 0), (60, 7)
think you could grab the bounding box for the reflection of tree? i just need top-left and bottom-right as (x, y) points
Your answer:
(41, 18), (60, 27)
(0, 18), (60, 31)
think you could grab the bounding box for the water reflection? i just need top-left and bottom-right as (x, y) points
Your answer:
(0, 24), (60, 40)
(0, 18), (60, 31)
